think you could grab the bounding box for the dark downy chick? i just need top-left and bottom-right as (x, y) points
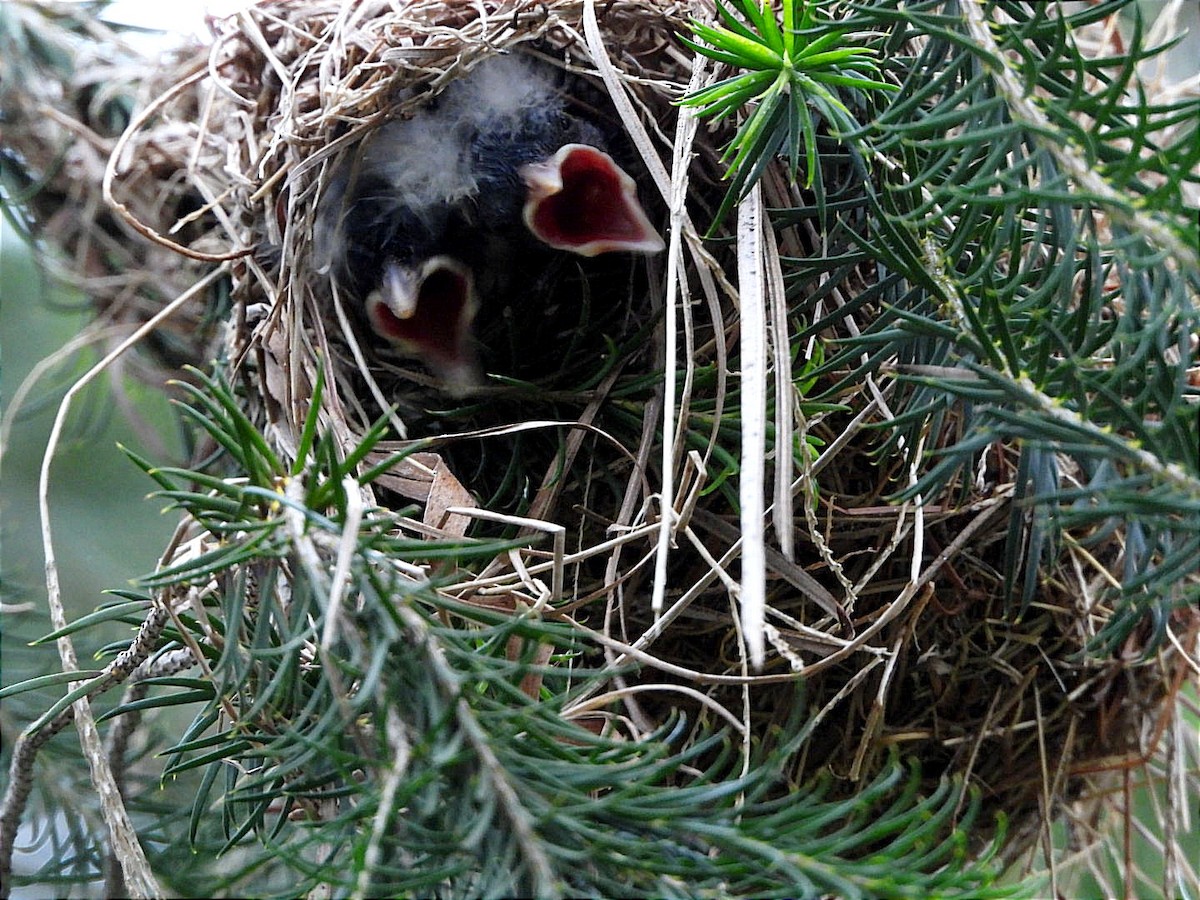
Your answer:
(316, 91), (482, 386)
(316, 54), (663, 390)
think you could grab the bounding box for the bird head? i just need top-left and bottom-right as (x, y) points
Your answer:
(318, 54), (664, 393)
(364, 256), (479, 390)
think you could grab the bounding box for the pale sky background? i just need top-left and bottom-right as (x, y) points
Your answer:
(101, 0), (250, 41)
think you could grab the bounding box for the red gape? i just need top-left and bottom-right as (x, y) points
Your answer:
(366, 257), (478, 388)
(521, 144), (664, 258)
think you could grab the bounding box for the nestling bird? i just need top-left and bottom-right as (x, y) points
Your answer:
(316, 54), (663, 390)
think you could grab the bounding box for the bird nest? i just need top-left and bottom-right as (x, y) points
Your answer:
(11, 0), (1198, 879)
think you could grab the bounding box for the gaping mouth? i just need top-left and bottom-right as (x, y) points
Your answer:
(520, 144), (664, 257)
(366, 256), (478, 381)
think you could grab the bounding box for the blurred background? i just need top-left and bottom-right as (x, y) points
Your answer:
(1, 1), (1196, 896)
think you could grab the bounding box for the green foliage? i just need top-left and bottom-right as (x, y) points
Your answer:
(680, 0), (1198, 656)
(7, 363), (1016, 898)
(764, 0), (1198, 655)
(679, 0), (898, 227)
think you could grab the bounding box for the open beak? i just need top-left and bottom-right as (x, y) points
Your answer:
(520, 144), (664, 257)
(365, 256), (479, 388)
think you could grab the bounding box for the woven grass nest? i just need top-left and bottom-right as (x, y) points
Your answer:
(40, 0), (1197, 878)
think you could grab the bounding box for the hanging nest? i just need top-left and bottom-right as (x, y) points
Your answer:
(7, 0), (1198, 885)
